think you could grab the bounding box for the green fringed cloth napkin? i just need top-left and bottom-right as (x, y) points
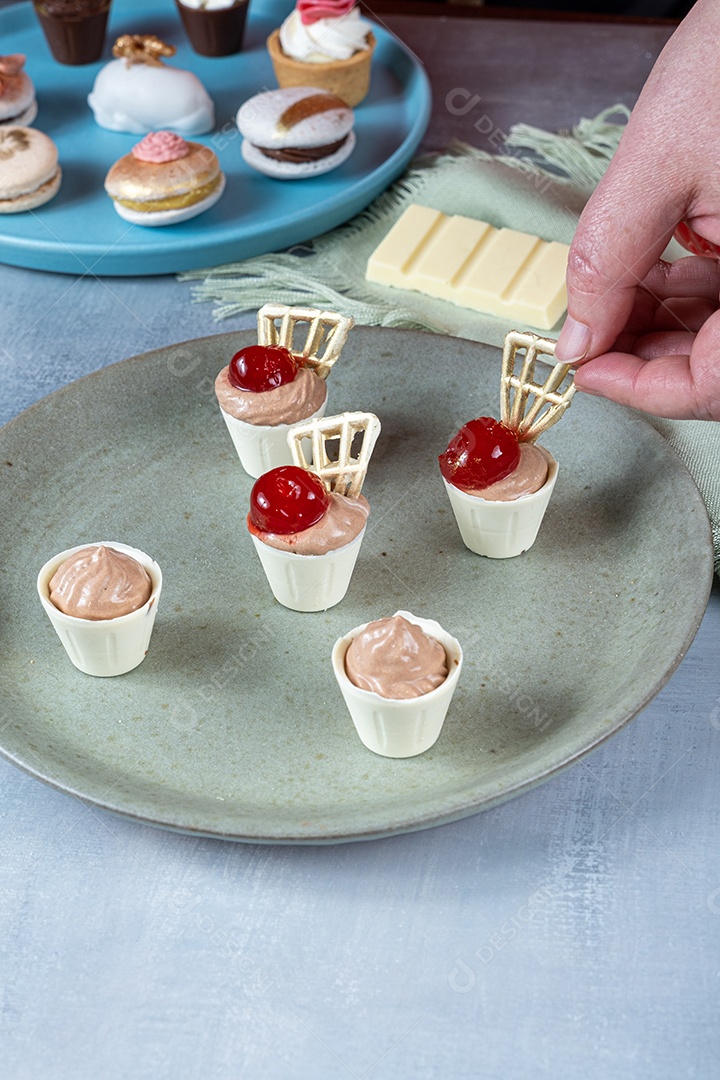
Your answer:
(181, 106), (720, 572)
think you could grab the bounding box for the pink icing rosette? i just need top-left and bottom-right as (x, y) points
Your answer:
(132, 131), (190, 164)
(297, 0), (355, 27)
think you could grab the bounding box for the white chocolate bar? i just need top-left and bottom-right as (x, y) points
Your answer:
(365, 205), (570, 329)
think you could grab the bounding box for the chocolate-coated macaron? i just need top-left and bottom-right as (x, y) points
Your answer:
(237, 86), (355, 179)
(0, 127), (61, 214)
(104, 130), (225, 226)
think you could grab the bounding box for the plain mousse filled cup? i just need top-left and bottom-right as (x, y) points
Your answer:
(37, 541), (162, 676)
(332, 611), (463, 758)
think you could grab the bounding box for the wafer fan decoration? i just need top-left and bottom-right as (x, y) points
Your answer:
(289, 411), (381, 497)
(501, 330), (576, 443)
(257, 303), (354, 381)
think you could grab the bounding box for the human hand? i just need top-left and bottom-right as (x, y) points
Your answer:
(554, 0), (720, 421)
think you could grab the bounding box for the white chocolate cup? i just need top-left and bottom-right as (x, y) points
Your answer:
(442, 454), (558, 559)
(219, 398), (327, 479)
(332, 611), (463, 758)
(37, 542), (162, 677)
(250, 527), (365, 612)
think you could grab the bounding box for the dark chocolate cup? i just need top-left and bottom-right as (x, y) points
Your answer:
(175, 0), (249, 58)
(33, 2), (112, 66)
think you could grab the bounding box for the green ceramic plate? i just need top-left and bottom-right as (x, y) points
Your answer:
(0, 329), (713, 843)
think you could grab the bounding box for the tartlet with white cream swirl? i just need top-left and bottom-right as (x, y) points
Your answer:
(267, 0), (375, 107)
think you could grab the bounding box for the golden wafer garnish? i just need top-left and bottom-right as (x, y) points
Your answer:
(257, 303), (354, 381)
(112, 35), (176, 67)
(288, 411), (381, 499)
(501, 330), (576, 443)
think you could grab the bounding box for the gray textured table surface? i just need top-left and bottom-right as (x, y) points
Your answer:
(2, 7), (720, 1079)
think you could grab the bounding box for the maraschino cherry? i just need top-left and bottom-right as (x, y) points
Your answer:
(229, 344), (299, 393)
(250, 466), (330, 534)
(439, 417), (520, 492)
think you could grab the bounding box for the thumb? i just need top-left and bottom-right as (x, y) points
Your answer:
(555, 149), (686, 363)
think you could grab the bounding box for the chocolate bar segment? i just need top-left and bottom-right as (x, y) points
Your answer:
(366, 205), (570, 330)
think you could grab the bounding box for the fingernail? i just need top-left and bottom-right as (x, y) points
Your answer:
(555, 316), (591, 363)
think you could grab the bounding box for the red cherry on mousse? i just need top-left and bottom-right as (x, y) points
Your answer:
(229, 344), (299, 393)
(439, 417), (521, 492)
(250, 466), (330, 535)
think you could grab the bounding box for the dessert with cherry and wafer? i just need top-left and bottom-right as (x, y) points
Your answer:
(247, 410), (380, 611)
(440, 330), (576, 559)
(215, 303), (354, 478)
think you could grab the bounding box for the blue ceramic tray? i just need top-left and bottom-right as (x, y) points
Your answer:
(0, 0), (430, 275)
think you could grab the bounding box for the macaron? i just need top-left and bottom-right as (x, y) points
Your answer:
(0, 127), (61, 214)
(0, 55), (37, 128)
(237, 86), (355, 179)
(104, 130), (225, 226)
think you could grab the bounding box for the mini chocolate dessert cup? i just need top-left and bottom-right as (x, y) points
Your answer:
(175, 0), (249, 57)
(37, 541), (162, 677)
(33, 0), (112, 66)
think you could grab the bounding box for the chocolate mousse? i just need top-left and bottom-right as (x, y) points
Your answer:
(215, 361), (326, 426)
(49, 544), (152, 620)
(344, 614), (449, 700)
(249, 486), (370, 555)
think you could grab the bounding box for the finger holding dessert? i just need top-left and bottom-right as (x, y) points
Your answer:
(440, 330), (576, 559)
(247, 410), (380, 612)
(215, 303), (354, 477)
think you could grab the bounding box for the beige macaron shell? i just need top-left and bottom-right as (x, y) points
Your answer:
(0, 99), (38, 129)
(0, 127), (60, 209)
(0, 167), (61, 213)
(104, 142), (221, 204)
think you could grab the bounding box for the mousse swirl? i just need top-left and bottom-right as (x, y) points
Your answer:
(460, 444), (551, 501)
(49, 545), (152, 620)
(249, 492), (369, 554)
(215, 363), (326, 426)
(345, 615), (448, 699)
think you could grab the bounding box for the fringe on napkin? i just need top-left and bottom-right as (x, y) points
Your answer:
(178, 105), (629, 324)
